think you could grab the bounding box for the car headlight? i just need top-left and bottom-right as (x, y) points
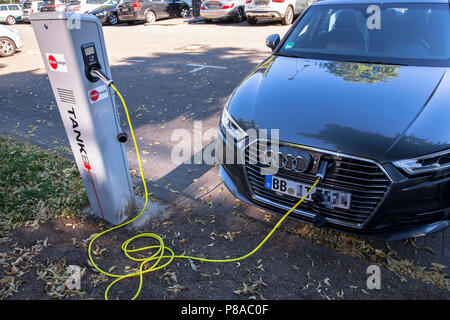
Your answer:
(220, 108), (247, 141)
(394, 149), (450, 175)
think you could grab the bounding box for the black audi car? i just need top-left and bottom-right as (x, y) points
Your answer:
(217, 0), (450, 240)
(89, 0), (123, 25)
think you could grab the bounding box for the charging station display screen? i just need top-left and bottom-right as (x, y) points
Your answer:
(84, 46), (95, 56)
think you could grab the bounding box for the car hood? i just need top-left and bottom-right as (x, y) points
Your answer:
(227, 56), (449, 163)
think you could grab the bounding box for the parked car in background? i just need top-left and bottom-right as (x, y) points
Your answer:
(0, 3), (23, 25)
(22, 1), (45, 23)
(245, 0), (309, 25)
(66, 0), (107, 13)
(89, 0), (122, 24)
(117, 0), (190, 24)
(0, 24), (23, 57)
(200, 0), (246, 23)
(40, 0), (70, 11)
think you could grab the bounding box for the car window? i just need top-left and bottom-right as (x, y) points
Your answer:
(278, 3), (450, 67)
(0, 5), (7, 11)
(8, 5), (20, 10)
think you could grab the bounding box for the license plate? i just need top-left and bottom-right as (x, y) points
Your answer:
(255, 1), (268, 5)
(264, 175), (351, 209)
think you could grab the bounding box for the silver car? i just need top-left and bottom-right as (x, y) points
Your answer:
(0, 24), (24, 57)
(200, 0), (246, 23)
(0, 3), (23, 25)
(245, 0), (310, 25)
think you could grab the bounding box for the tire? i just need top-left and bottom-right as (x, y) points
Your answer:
(247, 17), (257, 25)
(108, 13), (119, 25)
(204, 18), (212, 23)
(233, 7), (244, 23)
(281, 6), (294, 25)
(145, 10), (156, 23)
(0, 37), (16, 57)
(179, 6), (190, 18)
(6, 16), (16, 25)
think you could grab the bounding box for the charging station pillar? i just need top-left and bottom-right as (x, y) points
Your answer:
(30, 11), (135, 225)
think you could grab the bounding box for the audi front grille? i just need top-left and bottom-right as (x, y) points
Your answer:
(244, 140), (393, 228)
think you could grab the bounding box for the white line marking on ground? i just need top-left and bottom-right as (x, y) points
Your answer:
(187, 64), (227, 73)
(113, 59), (146, 66)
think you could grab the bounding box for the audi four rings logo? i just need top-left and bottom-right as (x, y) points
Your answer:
(263, 150), (310, 173)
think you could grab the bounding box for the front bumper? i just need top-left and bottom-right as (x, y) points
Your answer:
(200, 7), (238, 19)
(217, 128), (450, 240)
(245, 10), (282, 20)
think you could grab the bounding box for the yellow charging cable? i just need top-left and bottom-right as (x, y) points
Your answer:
(87, 83), (322, 300)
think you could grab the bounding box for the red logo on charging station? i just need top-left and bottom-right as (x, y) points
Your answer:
(48, 55), (58, 70)
(46, 53), (68, 73)
(89, 90), (99, 102)
(88, 85), (108, 104)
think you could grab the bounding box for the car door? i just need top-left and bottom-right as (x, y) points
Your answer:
(166, 0), (180, 17)
(0, 5), (8, 21)
(7, 4), (22, 19)
(149, 0), (168, 18)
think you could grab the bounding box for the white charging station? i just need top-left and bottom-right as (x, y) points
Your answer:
(30, 11), (135, 225)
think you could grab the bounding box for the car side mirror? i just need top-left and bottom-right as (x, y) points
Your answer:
(266, 34), (280, 51)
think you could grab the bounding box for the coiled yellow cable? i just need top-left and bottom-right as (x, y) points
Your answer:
(87, 83), (322, 300)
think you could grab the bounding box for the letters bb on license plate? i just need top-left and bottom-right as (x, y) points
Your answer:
(264, 175), (351, 210)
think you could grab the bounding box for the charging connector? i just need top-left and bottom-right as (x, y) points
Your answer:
(316, 158), (334, 181)
(90, 69), (113, 86)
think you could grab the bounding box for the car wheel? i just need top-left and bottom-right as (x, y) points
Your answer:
(204, 18), (213, 23)
(247, 17), (257, 25)
(179, 6), (190, 18)
(233, 7), (244, 23)
(281, 6), (294, 25)
(145, 10), (156, 23)
(0, 37), (16, 57)
(108, 13), (119, 25)
(6, 16), (16, 25)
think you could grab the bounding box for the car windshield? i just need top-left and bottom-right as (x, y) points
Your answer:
(23, 2), (32, 9)
(278, 3), (450, 67)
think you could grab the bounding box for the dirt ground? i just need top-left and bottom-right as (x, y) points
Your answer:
(1, 189), (448, 301)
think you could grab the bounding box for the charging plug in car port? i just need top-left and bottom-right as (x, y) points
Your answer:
(311, 158), (335, 227)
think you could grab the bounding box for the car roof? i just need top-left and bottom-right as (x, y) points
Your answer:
(314, 0), (449, 5)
